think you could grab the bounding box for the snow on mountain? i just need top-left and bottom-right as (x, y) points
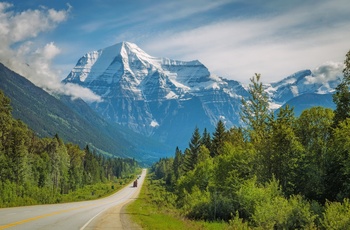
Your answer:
(265, 66), (342, 109)
(63, 41), (342, 149)
(63, 42), (247, 147)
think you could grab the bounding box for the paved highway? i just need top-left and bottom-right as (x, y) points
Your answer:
(0, 169), (146, 230)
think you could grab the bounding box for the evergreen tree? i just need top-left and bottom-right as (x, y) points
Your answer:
(333, 50), (350, 127)
(226, 127), (246, 148)
(189, 127), (202, 156)
(183, 127), (202, 172)
(173, 147), (183, 179)
(326, 118), (350, 201)
(266, 105), (304, 195)
(295, 107), (333, 201)
(240, 74), (272, 182)
(66, 143), (84, 191)
(240, 73), (272, 145)
(0, 90), (11, 115)
(183, 127), (201, 172)
(211, 120), (226, 157)
(0, 90), (140, 207)
(0, 90), (13, 152)
(201, 128), (211, 150)
(8, 120), (30, 185)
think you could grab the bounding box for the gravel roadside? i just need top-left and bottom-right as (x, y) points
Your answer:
(87, 170), (146, 229)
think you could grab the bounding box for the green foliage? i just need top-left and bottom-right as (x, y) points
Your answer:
(182, 185), (211, 219)
(236, 177), (282, 220)
(240, 73), (272, 146)
(263, 105), (304, 195)
(235, 178), (316, 229)
(173, 147), (183, 180)
(201, 128), (212, 150)
(127, 173), (229, 230)
(183, 127), (202, 173)
(322, 199), (350, 229)
(326, 118), (350, 200)
(211, 120), (227, 157)
(213, 143), (256, 195)
(252, 195), (316, 229)
(228, 212), (250, 230)
(0, 90), (139, 207)
(295, 107), (333, 201)
(148, 51), (350, 229)
(333, 50), (350, 127)
(177, 155), (214, 200)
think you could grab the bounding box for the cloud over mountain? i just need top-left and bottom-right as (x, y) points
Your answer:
(306, 62), (344, 85)
(0, 2), (101, 102)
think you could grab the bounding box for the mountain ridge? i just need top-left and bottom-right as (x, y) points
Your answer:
(0, 62), (169, 163)
(62, 42), (341, 148)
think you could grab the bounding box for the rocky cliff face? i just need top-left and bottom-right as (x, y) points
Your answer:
(63, 42), (249, 147)
(63, 41), (342, 148)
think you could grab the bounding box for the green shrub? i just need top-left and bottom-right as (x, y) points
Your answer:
(253, 195), (316, 229)
(236, 177), (281, 220)
(182, 185), (211, 220)
(322, 199), (350, 229)
(235, 178), (316, 229)
(228, 212), (250, 230)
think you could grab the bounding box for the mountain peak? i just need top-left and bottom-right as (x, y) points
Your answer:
(64, 41), (210, 87)
(106, 41), (150, 58)
(61, 41), (341, 149)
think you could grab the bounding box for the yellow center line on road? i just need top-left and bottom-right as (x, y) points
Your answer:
(0, 181), (138, 229)
(0, 202), (100, 230)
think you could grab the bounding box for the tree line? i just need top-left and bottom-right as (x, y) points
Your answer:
(0, 90), (138, 207)
(151, 50), (350, 229)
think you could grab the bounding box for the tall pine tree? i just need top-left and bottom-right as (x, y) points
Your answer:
(333, 50), (350, 127)
(240, 73), (272, 145)
(183, 127), (201, 172)
(173, 147), (183, 179)
(211, 120), (226, 157)
(201, 128), (211, 150)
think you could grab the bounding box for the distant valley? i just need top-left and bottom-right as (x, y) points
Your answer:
(62, 42), (339, 149)
(0, 42), (341, 161)
(0, 63), (169, 164)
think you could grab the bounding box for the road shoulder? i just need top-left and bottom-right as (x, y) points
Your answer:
(87, 169), (146, 229)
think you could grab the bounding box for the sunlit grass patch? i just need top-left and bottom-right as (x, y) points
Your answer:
(127, 173), (228, 230)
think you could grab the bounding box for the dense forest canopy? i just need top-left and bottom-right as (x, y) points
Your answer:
(151, 50), (350, 229)
(0, 90), (138, 207)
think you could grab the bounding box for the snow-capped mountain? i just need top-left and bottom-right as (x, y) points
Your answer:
(63, 42), (248, 147)
(63, 41), (341, 148)
(266, 69), (341, 109)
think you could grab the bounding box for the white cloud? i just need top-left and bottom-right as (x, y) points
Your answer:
(144, 0), (233, 23)
(48, 4), (72, 22)
(142, 0), (350, 83)
(39, 42), (61, 60)
(62, 83), (103, 103)
(0, 3), (70, 43)
(0, 2), (101, 102)
(306, 62), (344, 84)
(150, 120), (159, 127)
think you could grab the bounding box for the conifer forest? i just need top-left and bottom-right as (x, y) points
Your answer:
(0, 90), (138, 207)
(150, 50), (350, 229)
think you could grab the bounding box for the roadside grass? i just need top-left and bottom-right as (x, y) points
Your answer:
(126, 173), (229, 230)
(0, 170), (141, 208)
(61, 168), (143, 203)
(60, 176), (134, 203)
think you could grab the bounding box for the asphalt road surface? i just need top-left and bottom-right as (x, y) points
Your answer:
(0, 169), (146, 230)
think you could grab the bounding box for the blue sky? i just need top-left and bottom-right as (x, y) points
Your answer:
(1, 0), (350, 94)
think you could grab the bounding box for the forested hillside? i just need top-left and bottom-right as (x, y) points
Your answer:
(0, 90), (138, 207)
(0, 63), (170, 163)
(150, 51), (350, 229)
